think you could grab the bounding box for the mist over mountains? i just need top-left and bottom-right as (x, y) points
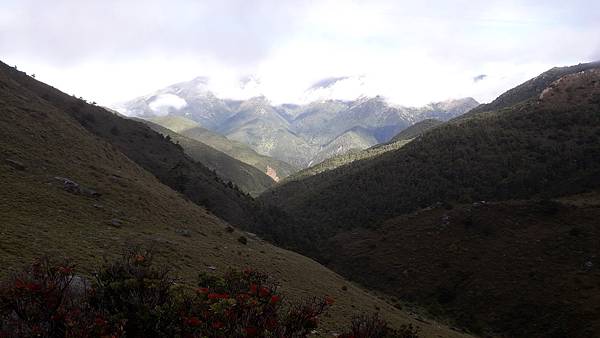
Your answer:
(118, 76), (479, 167)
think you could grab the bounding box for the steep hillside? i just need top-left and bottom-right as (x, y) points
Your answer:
(283, 139), (411, 182)
(258, 66), (600, 337)
(464, 61), (600, 117)
(144, 114), (299, 182)
(390, 119), (443, 142)
(261, 66), (600, 249)
(3, 69), (263, 233)
(135, 118), (275, 196)
(146, 115), (200, 133)
(309, 127), (379, 166)
(0, 62), (471, 337)
(223, 119), (316, 168)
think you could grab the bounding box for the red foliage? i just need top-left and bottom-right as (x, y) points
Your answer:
(1, 253), (417, 338)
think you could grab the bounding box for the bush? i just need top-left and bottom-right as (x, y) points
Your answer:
(90, 249), (176, 336)
(0, 251), (414, 337)
(340, 313), (421, 338)
(0, 257), (122, 337)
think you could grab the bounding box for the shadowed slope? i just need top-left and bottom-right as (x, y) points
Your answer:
(136, 118), (275, 196)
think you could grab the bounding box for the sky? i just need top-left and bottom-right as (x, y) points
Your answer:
(1, 0), (599, 107)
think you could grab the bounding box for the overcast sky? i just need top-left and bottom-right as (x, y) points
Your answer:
(2, 0), (599, 106)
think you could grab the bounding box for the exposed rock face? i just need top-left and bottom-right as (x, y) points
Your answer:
(266, 166), (280, 182)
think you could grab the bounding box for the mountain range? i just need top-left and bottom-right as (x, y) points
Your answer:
(119, 77), (479, 168)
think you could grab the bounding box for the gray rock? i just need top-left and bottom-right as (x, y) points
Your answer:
(68, 275), (91, 297)
(54, 176), (100, 197)
(109, 218), (123, 227)
(5, 159), (26, 171)
(176, 228), (191, 237)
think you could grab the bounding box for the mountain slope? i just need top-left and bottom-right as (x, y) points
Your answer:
(328, 197), (600, 337)
(146, 115), (200, 133)
(261, 67), (600, 238)
(283, 139), (411, 182)
(464, 61), (600, 117)
(309, 127), (379, 166)
(258, 66), (600, 336)
(178, 126), (297, 181)
(390, 119), (443, 142)
(0, 62), (271, 235)
(144, 114), (299, 181)
(121, 76), (237, 129)
(135, 118), (275, 196)
(0, 62), (473, 337)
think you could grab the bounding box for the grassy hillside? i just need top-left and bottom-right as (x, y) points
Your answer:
(0, 62), (264, 233)
(172, 123), (298, 182)
(0, 62), (471, 337)
(137, 118), (274, 196)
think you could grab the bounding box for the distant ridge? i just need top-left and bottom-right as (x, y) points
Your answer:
(121, 79), (478, 167)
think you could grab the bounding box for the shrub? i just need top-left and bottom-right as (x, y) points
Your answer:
(89, 249), (177, 336)
(340, 313), (421, 338)
(0, 258), (122, 337)
(0, 251), (417, 338)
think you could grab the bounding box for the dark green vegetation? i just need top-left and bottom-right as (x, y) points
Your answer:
(0, 250), (420, 337)
(389, 119), (442, 142)
(259, 64), (600, 336)
(283, 139), (411, 182)
(136, 118), (275, 196)
(281, 118), (442, 182)
(148, 115), (298, 181)
(262, 65), (600, 241)
(0, 60), (469, 336)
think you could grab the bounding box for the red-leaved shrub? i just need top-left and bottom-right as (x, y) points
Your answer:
(0, 251), (419, 338)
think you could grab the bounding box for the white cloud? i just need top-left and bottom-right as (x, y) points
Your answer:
(2, 0), (599, 107)
(148, 94), (188, 115)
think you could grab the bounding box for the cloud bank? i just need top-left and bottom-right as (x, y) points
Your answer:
(2, 0), (599, 106)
